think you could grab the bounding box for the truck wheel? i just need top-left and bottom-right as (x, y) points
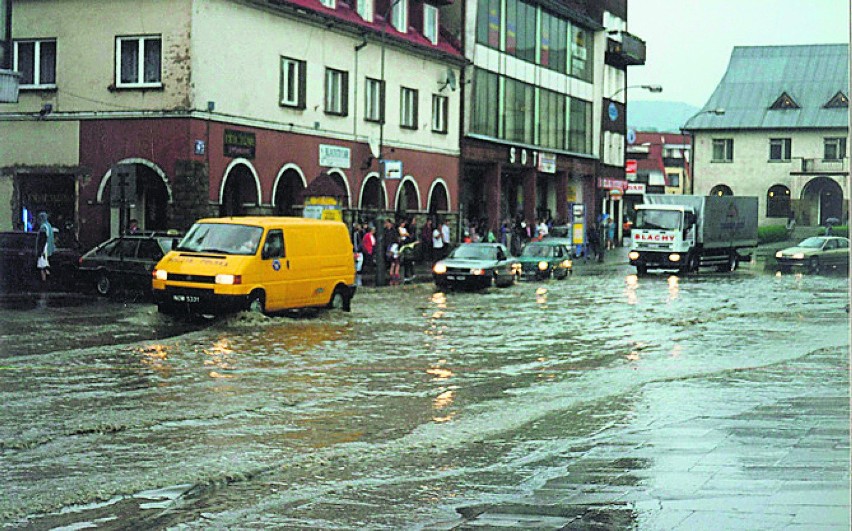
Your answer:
(328, 286), (351, 312)
(247, 290), (266, 314)
(96, 273), (112, 296)
(689, 254), (700, 273)
(808, 257), (821, 274)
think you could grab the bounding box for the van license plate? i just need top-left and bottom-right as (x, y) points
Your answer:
(172, 294), (200, 303)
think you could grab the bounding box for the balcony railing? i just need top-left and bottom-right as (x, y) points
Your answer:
(795, 157), (848, 174)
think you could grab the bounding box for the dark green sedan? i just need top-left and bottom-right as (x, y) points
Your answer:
(517, 241), (573, 281)
(775, 236), (849, 273)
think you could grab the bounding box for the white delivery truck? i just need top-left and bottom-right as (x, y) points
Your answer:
(628, 195), (758, 275)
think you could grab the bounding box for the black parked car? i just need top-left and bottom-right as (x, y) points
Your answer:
(78, 233), (180, 296)
(0, 231), (81, 293)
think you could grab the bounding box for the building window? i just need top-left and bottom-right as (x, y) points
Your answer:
(280, 57), (306, 108)
(712, 139), (733, 162)
(391, 0), (408, 33)
(824, 91), (848, 108)
(475, 0), (501, 48)
(365, 78), (385, 123)
(824, 137), (846, 160)
(769, 91), (800, 110)
(538, 88), (565, 150)
(539, 11), (567, 74)
(431, 94), (448, 133)
(504, 77), (535, 144)
(472, 68), (499, 137)
(769, 138), (791, 161)
(766, 185), (791, 218)
(570, 26), (592, 82)
(14, 39), (57, 89)
(319, 0), (335, 7)
(400, 87), (418, 129)
(423, 4), (439, 45)
(505, 0), (536, 63)
(357, 0), (373, 22)
(710, 184), (733, 196)
(568, 97), (592, 154)
(116, 35), (161, 88)
(324, 68), (348, 116)
(666, 173), (680, 187)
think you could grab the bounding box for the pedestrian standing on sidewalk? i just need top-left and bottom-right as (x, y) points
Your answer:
(361, 225), (376, 270)
(432, 223), (445, 263)
(421, 219), (434, 265)
(606, 217), (616, 249)
(586, 222), (600, 262)
(35, 211), (55, 283)
(440, 219), (451, 256)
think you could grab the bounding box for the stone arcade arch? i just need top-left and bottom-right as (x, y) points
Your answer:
(272, 164), (307, 216)
(359, 173), (388, 210)
(395, 175), (421, 214)
(220, 159), (262, 217)
(427, 178), (450, 214)
(97, 158), (172, 235)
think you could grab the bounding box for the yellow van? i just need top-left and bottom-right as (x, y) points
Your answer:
(152, 217), (355, 315)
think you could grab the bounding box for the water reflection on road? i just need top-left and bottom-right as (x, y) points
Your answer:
(0, 264), (847, 528)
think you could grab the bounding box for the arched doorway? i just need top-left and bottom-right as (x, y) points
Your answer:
(360, 175), (386, 210)
(273, 168), (306, 216)
(802, 177), (843, 226)
(709, 184), (733, 196)
(396, 177), (420, 215)
(328, 171), (351, 208)
(428, 180), (450, 214)
(97, 159), (172, 236)
(766, 184), (791, 218)
(220, 162), (260, 217)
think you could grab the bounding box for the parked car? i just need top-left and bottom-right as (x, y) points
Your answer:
(79, 232), (181, 296)
(543, 225), (576, 255)
(432, 243), (520, 290)
(517, 241), (573, 281)
(0, 231), (81, 293)
(775, 236), (849, 273)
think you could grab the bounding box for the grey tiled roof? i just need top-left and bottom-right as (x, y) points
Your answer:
(683, 44), (849, 130)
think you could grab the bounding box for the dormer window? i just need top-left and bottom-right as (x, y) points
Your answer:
(769, 91), (799, 110)
(824, 91), (848, 108)
(391, 0), (408, 33)
(357, 0), (373, 22)
(423, 4), (439, 44)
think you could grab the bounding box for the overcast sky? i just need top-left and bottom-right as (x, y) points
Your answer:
(626, 0), (850, 108)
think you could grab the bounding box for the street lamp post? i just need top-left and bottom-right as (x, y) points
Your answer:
(681, 108), (725, 194)
(597, 84), (662, 261)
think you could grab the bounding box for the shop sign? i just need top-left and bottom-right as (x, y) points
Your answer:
(382, 159), (402, 179)
(597, 177), (628, 191)
(626, 183), (646, 194)
(609, 188), (623, 200)
(508, 147), (541, 167)
(306, 196), (339, 206)
(537, 152), (557, 173)
(319, 144), (351, 169)
(224, 129), (256, 159)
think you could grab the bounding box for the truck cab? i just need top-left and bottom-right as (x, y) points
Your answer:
(629, 204), (698, 273)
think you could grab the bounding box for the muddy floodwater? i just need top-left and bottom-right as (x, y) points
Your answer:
(0, 263), (848, 529)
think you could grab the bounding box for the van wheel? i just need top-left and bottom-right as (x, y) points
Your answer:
(328, 286), (351, 312)
(96, 273), (112, 296)
(247, 290), (266, 314)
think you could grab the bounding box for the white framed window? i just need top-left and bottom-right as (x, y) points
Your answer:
(769, 138), (791, 162)
(365, 78), (385, 123)
(712, 138), (733, 162)
(319, 0), (336, 7)
(280, 57), (306, 109)
(400, 87), (418, 129)
(391, 0), (408, 33)
(824, 137), (846, 160)
(357, 0), (374, 22)
(423, 4), (439, 44)
(431, 94), (448, 133)
(14, 39), (57, 89)
(116, 35), (161, 88)
(325, 68), (348, 116)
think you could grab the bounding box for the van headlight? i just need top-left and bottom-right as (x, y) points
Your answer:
(154, 269), (168, 280)
(628, 251), (640, 260)
(433, 263), (447, 274)
(669, 253), (681, 262)
(215, 274), (242, 285)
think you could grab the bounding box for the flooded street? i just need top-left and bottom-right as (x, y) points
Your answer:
(1, 261), (848, 529)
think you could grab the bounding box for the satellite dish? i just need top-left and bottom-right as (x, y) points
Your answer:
(447, 69), (457, 91)
(368, 136), (380, 159)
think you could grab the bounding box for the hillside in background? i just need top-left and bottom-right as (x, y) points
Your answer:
(626, 100), (700, 132)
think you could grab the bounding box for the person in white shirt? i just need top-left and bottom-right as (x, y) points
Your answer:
(537, 220), (549, 239)
(432, 226), (444, 262)
(441, 221), (451, 248)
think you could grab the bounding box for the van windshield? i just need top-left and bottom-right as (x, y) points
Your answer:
(634, 209), (682, 231)
(177, 223), (264, 255)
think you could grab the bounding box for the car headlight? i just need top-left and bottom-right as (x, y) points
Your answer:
(153, 269), (168, 280)
(215, 274), (242, 285)
(775, 251), (784, 259)
(512, 263), (522, 272)
(470, 268), (485, 275)
(669, 253), (681, 262)
(561, 259), (573, 268)
(433, 263), (447, 274)
(792, 252), (805, 260)
(628, 251), (640, 260)
(538, 261), (549, 271)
